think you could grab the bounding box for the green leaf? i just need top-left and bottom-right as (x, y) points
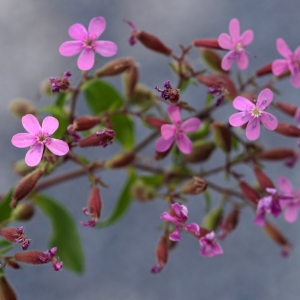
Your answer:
(33, 194), (84, 274)
(140, 174), (164, 188)
(39, 105), (68, 139)
(97, 170), (136, 228)
(0, 245), (14, 255)
(110, 113), (134, 150)
(203, 189), (212, 214)
(83, 79), (123, 114)
(0, 189), (13, 223)
(205, 93), (213, 107)
(55, 92), (70, 108)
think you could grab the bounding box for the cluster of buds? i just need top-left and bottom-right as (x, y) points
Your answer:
(155, 80), (180, 104)
(0, 226), (30, 250)
(49, 71), (71, 93)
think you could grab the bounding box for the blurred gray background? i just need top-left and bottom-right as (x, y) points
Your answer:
(1, 0), (300, 299)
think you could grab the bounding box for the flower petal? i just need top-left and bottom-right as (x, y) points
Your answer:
(276, 38), (292, 58)
(161, 124), (176, 140)
(77, 48), (95, 70)
(246, 117), (260, 140)
(240, 29), (254, 46)
(277, 176), (294, 194)
(93, 41), (118, 57)
(229, 18), (240, 42)
(22, 114), (41, 135)
(260, 112), (278, 130)
(221, 50), (236, 71)
(237, 51), (249, 70)
(284, 206), (298, 223)
(68, 23), (87, 41)
(256, 88), (273, 109)
(272, 59), (288, 76)
(184, 223), (200, 235)
(42, 116), (59, 135)
(294, 46), (300, 59)
(176, 134), (193, 154)
(229, 112), (252, 126)
(160, 212), (178, 223)
(88, 17), (106, 39)
(59, 41), (83, 56)
(291, 72), (300, 88)
(155, 136), (174, 152)
(218, 33), (233, 50)
(232, 96), (255, 111)
(45, 139), (69, 156)
(11, 133), (36, 148)
(169, 225), (181, 242)
(181, 118), (201, 133)
(172, 203), (188, 219)
(167, 105), (181, 124)
(25, 143), (44, 167)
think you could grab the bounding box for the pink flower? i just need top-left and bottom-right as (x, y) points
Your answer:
(229, 88), (278, 140)
(277, 176), (300, 223)
(218, 18), (254, 71)
(199, 232), (223, 257)
(11, 114), (69, 167)
(59, 16), (117, 71)
(272, 38), (300, 88)
(155, 105), (201, 154)
(38, 247), (63, 271)
(160, 203), (200, 242)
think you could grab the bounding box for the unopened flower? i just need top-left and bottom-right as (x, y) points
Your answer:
(277, 176), (300, 223)
(78, 129), (115, 148)
(160, 203), (200, 242)
(49, 71), (71, 93)
(123, 19), (138, 45)
(199, 231), (223, 257)
(0, 226), (30, 250)
(272, 38), (300, 88)
(11, 114), (69, 167)
(155, 105), (201, 154)
(229, 88), (278, 140)
(218, 18), (254, 71)
(155, 80), (180, 104)
(59, 16), (117, 71)
(38, 247), (63, 271)
(151, 235), (168, 274)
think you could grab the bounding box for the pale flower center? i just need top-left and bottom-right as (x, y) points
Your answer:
(84, 38), (94, 48)
(251, 107), (261, 117)
(235, 42), (243, 52)
(36, 132), (50, 144)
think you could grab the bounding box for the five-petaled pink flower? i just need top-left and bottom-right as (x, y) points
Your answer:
(199, 231), (223, 257)
(272, 38), (300, 88)
(155, 105), (201, 154)
(218, 18), (254, 71)
(229, 88), (278, 140)
(277, 176), (300, 223)
(59, 16), (117, 71)
(12, 114), (69, 167)
(160, 203), (200, 242)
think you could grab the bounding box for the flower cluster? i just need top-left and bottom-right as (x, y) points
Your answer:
(50, 71), (72, 93)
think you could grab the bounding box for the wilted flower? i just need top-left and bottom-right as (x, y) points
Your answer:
(38, 247), (63, 271)
(49, 71), (71, 93)
(199, 231), (223, 257)
(0, 226), (30, 250)
(155, 80), (180, 104)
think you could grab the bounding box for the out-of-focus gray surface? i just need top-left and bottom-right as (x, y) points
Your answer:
(1, 1), (300, 299)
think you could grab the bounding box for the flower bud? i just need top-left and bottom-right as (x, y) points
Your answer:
(274, 101), (297, 117)
(131, 180), (155, 202)
(0, 226), (30, 250)
(78, 129), (115, 148)
(197, 74), (219, 87)
(0, 276), (17, 300)
(180, 176), (207, 195)
(11, 202), (35, 221)
(105, 152), (136, 168)
(253, 166), (275, 190)
(3, 257), (21, 269)
(193, 38), (223, 49)
(220, 205), (239, 239)
(144, 116), (168, 129)
(123, 63), (139, 97)
(49, 71), (71, 93)
(72, 116), (101, 131)
(12, 159), (35, 176)
(257, 148), (296, 160)
(200, 48), (223, 72)
(9, 99), (36, 118)
(137, 31), (172, 56)
(239, 181), (259, 204)
(183, 140), (216, 163)
(154, 148), (172, 161)
(202, 206), (223, 231)
(210, 121), (231, 153)
(95, 57), (133, 77)
(275, 123), (300, 137)
(128, 84), (154, 109)
(255, 63), (273, 77)
(151, 235), (168, 273)
(39, 78), (53, 96)
(11, 168), (44, 208)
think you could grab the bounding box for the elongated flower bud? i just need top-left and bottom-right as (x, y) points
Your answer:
(12, 202), (35, 221)
(200, 48), (223, 72)
(3, 257), (21, 269)
(255, 63), (273, 77)
(275, 123), (300, 137)
(239, 181), (259, 204)
(202, 206), (223, 231)
(78, 129), (115, 148)
(137, 31), (172, 56)
(0, 226), (30, 250)
(220, 205), (239, 239)
(105, 152), (136, 168)
(193, 38), (223, 49)
(210, 121), (231, 153)
(9, 98), (36, 118)
(274, 101), (297, 117)
(183, 140), (215, 163)
(128, 84), (154, 109)
(0, 276), (17, 300)
(253, 166), (275, 190)
(72, 116), (101, 131)
(95, 57), (133, 77)
(257, 148), (296, 160)
(131, 180), (155, 202)
(180, 176), (207, 195)
(144, 116), (168, 129)
(123, 64), (139, 97)
(151, 235), (168, 273)
(11, 168), (44, 208)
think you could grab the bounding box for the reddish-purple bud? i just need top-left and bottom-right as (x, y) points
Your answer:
(0, 227), (30, 250)
(105, 152), (136, 168)
(12, 202), (35, 221)
(78, 129), (115, 148)
(3, 257), (21, 269)
(123, 63), (139, 97)
(193, 38), (223, 49)
(257, 148), (296, 160)
(220, 206), (239, 239)
(151, 235), (168, 274)
(274, 101), (298, 117)
(255, 63), (273, 77)
(95, 57), (133, 77)
(275, 123), (300, 137)
(210, 121), (231, 153)
(0, 276), (17, 300)
(49, 71), (71, 93)
(239, 181), (259, 204)
(11, 168), (44, 208)
(253, 166), (275, 190)
(144, 116), (168, 129)
(72, 116), (101, 131)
